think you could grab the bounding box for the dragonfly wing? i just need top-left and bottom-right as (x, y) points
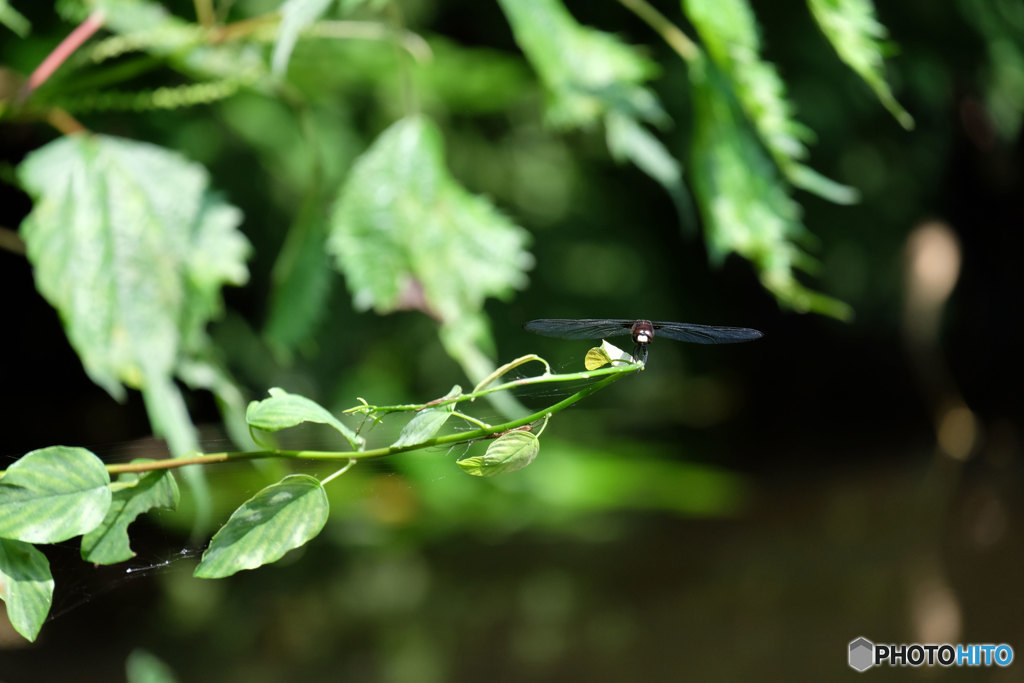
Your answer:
(653, 322), (764, 344)
(524, 319), (634, 340)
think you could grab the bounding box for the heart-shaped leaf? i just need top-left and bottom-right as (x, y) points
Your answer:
(458, 430), (539, 477)
(194, 474), (329, 579)
(246, 387), (362, 449)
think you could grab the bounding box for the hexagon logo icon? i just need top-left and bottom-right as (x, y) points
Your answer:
(849, 637), (874, 672)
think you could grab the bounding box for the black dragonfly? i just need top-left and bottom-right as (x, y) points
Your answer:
(524, 318), (763, 364)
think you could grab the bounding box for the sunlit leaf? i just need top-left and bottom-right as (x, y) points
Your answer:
(688, 57), (852, 319)
(683, 0), (857, 204)
(584, 340), (633, 370)
(0, 539), (53, 642)
(246, 387), (363, 449)
(17, 134), (250, 401)
(392, 386), (461, 448)
(272, 0), (334, 77)
(81, 467), (179, 565)
(584, 346), (611, 371)
(328, 115), (532, 324)
(497, 0), (661, 128)
(807, 0), (914, 129)
(193, 474), (329, 579)
(0, 446), (111, 543)
(458, 430), (539, 477)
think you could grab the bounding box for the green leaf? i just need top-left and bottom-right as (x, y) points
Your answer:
(327, 115), (532, 324)
(584, 346), (611, 371)
(126, 649), (179, 683)
(0, 0), (31, 38)
(584, 340), (633, 370)
(81, 467), (180, 565)
(263, 194), (334, 360)
(688, 56), (852, 319)
(391, 386), (461, 448)
(498, 0), (684, 211)
(411, 37), (533, 115)
(807, 0), (914, 129)
(87, 0), (268, 85)
(246, 387), (363, 449)
(193, 474), (329, 579)
(0, 538), (54, 642)
(497, 0), (662, 128)
(272, 0), (335, 77)
(458, 430), (539, 477)
(17, 133), (250, 401)
(177, 357), (259, 452)
(0, 446), (111, 544)
(683, 0), (857, 205)
(958, 2), (1024, 141)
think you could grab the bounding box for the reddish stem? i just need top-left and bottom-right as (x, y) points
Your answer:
(23, 11), (106, 97)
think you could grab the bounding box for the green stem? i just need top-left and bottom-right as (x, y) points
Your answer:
(105, 366), (634, 475)
(320, 458), (357, 486)
(453, 411), (491, 429)
(617, 0), (700, 62)
(347, 359), (638, 416)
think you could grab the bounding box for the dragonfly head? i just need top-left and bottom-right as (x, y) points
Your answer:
(630, 320), (655, 344)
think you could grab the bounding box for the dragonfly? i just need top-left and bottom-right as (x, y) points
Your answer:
(524, 318), (763, 364)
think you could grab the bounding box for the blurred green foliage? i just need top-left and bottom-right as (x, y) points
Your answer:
(2, 0), (1017, 542)
(1, 0), (1021, 676)
(5, 0), (917, 431)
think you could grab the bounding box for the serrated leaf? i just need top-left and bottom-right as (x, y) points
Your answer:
(81, 467), (180, 565)
(193, 474), (328, 579)
(17, 134), (250, 401)
(498, 0), (682, 211)
(683, 0), (857, 205)
(392, 385), (461, 448)
(0, 446), (111, 544)
(328, 115), (532, 326)
(497, 0), (662, 128)
(458, 430), (539, 477)
(246, 387), (362, 449)
(272, 0), (334, 77)
(807, 0), (914, 129)
(688, 56), (852, 320)
(89, 0), (268, 85)
(0, 538), (54, 642)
